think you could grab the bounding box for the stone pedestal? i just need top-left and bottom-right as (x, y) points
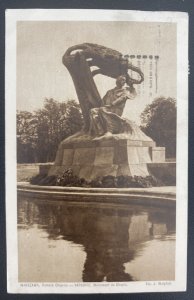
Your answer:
(48, 137), (165, 180)
(151, 147), (166, 163)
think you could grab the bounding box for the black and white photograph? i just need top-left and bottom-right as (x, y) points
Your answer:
(5, 9), (188, 294)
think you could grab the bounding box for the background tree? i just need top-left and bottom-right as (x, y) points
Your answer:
(17, 99), (83, 163)
(17, 111), (38, 163)
(35, 98), (83, 162)
(140, 97), (176, 158)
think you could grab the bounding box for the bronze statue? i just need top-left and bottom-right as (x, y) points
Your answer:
(62, 43), (144, 135)
(89, 75), (136, 138)
(48, 43), (157, 179)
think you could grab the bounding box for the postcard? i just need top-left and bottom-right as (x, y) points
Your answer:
(6, 9), (188, 293)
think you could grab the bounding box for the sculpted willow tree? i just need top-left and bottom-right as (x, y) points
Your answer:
(62, 43), (144, 136)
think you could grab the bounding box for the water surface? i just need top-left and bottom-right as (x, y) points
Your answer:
(18, 197), (175, 282)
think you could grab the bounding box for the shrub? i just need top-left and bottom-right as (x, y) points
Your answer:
(90, 174), (160, 188)
(30, 168), (161, 188)
(56, 168), (88, 187)
(90, 177), (103, 188)
(30, 174), (47, 185)
(30, 174), (57, 186)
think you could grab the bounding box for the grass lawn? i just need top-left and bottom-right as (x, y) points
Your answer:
(17, 164), (39, 182)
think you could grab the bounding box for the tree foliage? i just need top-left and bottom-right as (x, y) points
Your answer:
(17, 111), (38, 163)
(17, 98), (83, 163)
(140, 97), (176, 158)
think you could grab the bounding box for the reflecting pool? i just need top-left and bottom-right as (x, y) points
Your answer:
(18, 197), (176, 282)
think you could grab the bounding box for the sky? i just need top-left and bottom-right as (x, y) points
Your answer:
(17, 21), (176, 123)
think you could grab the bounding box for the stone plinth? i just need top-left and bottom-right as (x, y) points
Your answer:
(48, 138), (165, 180)
(151, 147), (166, 163)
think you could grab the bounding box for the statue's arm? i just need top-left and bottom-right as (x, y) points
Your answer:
(112, 88), (137, 106)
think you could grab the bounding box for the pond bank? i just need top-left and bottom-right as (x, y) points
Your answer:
(17, 183), (176, 208)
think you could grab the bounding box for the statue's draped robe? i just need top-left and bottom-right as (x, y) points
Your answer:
(89, 86), (136, 136)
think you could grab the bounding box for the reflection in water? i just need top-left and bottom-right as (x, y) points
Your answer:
(18, 197), (176, 282)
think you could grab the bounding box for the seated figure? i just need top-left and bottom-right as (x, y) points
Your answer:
(89, 75), (136, 138)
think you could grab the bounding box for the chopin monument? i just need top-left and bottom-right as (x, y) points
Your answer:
(49, 43), (165, 180)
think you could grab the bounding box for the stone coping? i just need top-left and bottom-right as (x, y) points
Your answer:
(17, 182), (176, 207)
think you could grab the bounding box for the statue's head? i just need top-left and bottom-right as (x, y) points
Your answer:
(116, 75), (127, 88)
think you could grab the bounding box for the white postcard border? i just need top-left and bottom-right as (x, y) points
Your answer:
(5, 9), (188, 294)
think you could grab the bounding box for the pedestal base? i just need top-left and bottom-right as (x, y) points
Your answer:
(49, 138), (165, 180)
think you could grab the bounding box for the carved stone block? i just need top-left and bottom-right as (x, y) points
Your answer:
(62, 149), (75, 166)
(91, 165), (118, 179)
(94, 147), (114, 165)
(151, 147), (166, 163)
(73, 148), (96, 165)
(48, 137), (163, 180)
